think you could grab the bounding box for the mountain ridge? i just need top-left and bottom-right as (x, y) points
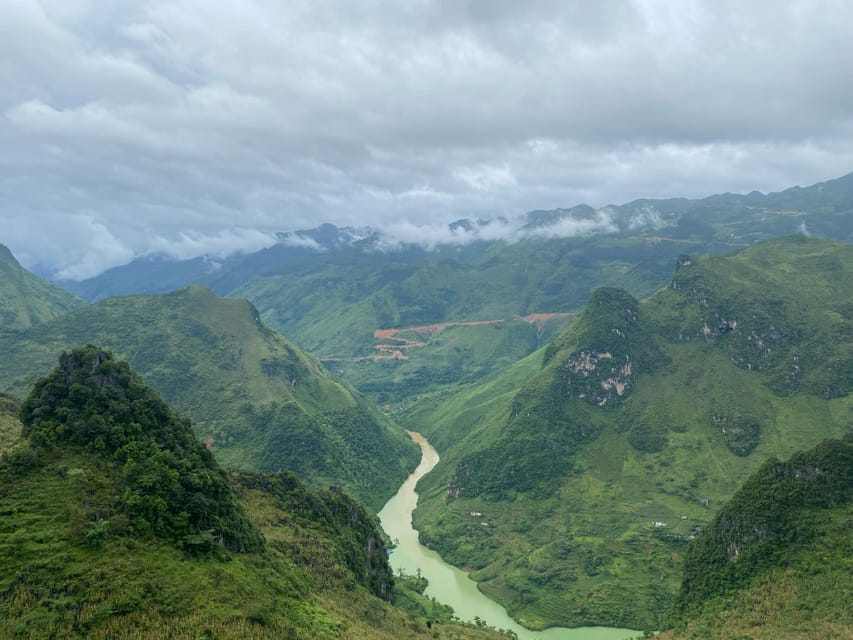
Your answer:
(0, 285), (419, 510)
(0, 242), (85, 332)
(409, 235), (853, 630)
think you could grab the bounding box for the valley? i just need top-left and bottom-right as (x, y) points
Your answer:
(1, 172), (852, 637)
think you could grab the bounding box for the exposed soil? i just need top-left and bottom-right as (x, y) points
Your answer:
(321, 313), (576, 363)
(371, 313), (575, 360)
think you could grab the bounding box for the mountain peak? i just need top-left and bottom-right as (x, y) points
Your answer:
(20, 346), (263, 553)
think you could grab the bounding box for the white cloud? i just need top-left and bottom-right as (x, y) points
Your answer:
(1, 0), (852, 277)
(0, 213), (135, 281)
(147, 228), (278, 261)
(454, 164), (517, 191)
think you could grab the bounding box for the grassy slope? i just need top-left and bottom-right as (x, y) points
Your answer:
(0, 286), (418, 510)
(0, 363), (506, 640)
(0, 244), (84, 331)
(661, 437), (853, 640)
(412, 236), (853, 631)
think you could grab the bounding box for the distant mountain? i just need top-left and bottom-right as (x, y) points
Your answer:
(408, 236), (853, 631)
(663, 436), (853, 639)
(0, 286), (419, 510)
(0, 243), (84, 331)
(55, 172), (853, 404)
(0, 347), (504, 639)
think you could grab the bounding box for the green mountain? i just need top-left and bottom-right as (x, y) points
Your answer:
(0, 347), (506, 640)
(57, 173), (853, 403)
(662, 436), (853, 640)
(407, 236), (853, 631)
(0, 286), (418, 510)
(0, 243), (84, 331)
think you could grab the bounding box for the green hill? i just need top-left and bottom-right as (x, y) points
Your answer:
(0, 243), (84, 331)
(0, 286), (418, 510)
(0, 347), (506, 640)
(662, 436), (853, 640)
(408, 236), (853, 631)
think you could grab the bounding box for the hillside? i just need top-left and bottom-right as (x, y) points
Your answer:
(662, 436), (853, 639)
(56, 173), (853, 403)
(0, 286), (419, 510)
(0, 243), (84, 331)
(0, 393), (21, 455)
(0, 347), (507, 640)
(409, 236), (853, 631)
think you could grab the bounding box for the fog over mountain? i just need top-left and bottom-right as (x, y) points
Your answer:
(3, 1), (853, 278)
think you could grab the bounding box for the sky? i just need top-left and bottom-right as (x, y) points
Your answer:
(2, 0), (853, 279)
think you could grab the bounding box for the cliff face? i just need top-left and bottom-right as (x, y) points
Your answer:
(231, 471), (395, 602)
(669, 436), (853, 626)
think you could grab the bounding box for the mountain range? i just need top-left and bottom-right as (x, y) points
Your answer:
(410, 235), (853, 630)
(1, 171), (852, 636)
(0, 253), (418, 510)
(52, 172), (853, 406)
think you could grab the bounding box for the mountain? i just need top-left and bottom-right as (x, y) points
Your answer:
(0, 243), (84, 331)
(0, 347), (507, 639)
(55, 172), (853, 404)
(662, 436), (853, 639)
(407, 236), (853, 631)
(0, 286), (419, 510)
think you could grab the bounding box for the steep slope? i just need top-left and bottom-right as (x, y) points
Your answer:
(0, 347), (506, 640)
(0, 287), (418, 510)
(662, 436), (853, 640)
(0, 243), (84, 331)
(412, 236), (853, 631)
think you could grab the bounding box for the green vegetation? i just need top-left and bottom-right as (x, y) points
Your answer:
(0, 392), (21, 454)
(0, 286), (418, 509)
(19, 346), (261, 553)
(61, 172), (853, 406)
(335, 315), (570, 407)
(662, 436), (853, 639)
(410, 237), (853, 630)
(0, 243), (84, 331)
(392, 570), (459, 627)
(0, 348), (507, 639)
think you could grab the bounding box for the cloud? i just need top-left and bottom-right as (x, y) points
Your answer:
(523, 209), (619, 239)
(0, 213), (135, 281)
(1, 1), (853, 277)
(147, 228), (278, 261)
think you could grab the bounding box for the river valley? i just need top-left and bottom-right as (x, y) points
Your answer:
(377, 431), (642, 640)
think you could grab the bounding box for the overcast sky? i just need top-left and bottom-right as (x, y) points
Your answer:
(2, 0), (853, 279)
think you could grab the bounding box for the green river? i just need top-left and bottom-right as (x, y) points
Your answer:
(378, 431), (642, 640)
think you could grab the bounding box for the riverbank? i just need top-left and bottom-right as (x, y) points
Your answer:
(378, 431), (641, 640)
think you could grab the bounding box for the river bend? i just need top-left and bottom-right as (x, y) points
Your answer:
(377, 431), (640, 640)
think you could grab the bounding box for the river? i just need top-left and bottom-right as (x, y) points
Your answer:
(377, 431), (641, 640)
